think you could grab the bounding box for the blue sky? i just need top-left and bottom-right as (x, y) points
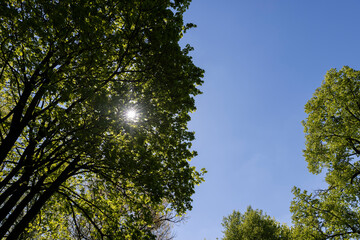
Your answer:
(175, 1), (360, 239)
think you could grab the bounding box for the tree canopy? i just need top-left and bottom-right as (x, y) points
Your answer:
(0, 0), (204, 239)
(291, 66), (360, 239)
(221, 206), (291, 240)
(222, 67), (360, 240)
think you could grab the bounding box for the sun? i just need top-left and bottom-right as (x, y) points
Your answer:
(126, 109), (137, 121)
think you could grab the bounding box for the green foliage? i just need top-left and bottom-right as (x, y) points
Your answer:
(221, 206), (291, 240)
(290, 66), (360, 239)
(0, 0), (204, 239)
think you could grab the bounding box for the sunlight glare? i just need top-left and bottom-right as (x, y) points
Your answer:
(126, 109), (137, 121)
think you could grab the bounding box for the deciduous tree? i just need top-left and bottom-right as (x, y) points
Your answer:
(0, 0), (204, 238)
(291, 66), (360, 239)
(221, 206), (291, 240)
